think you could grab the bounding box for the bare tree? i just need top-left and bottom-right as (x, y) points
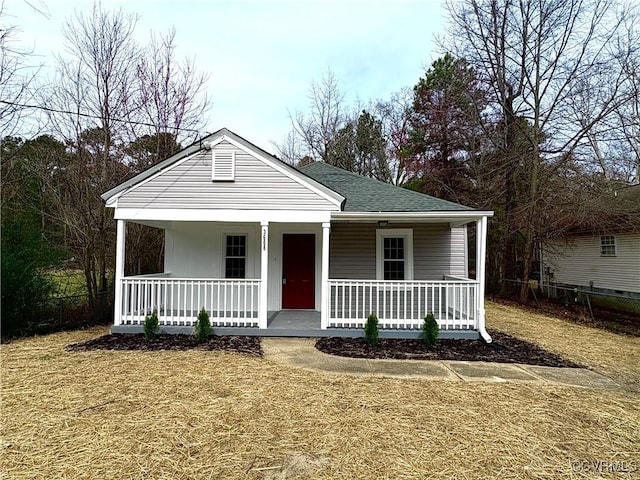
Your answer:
(610, 38), (640, 182)
(273, 129), (303, 165)
(328, 110), (391, 181)
(565, 19), (640, 185)
(277, 69), (347, 164)
(443, 0), (639, 300)
(41, 4), (140, 301)
(132, 28), (210, 166)
(41, 3), (214, 296)
(0, 1), (46, 139)
(374, 88), (413, 185)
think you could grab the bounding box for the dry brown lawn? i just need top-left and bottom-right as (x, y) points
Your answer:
(486, 301), (640, 391)
(1, 302), (639, 479)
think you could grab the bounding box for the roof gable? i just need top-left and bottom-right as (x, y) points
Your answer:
(299, 162), (474, 212)
(102, 128), (344, 210)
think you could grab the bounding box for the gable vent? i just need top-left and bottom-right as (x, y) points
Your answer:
(212, 151), (235, 181)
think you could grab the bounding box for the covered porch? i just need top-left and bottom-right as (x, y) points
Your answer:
(110, 213), (490, 340)
(111, 278), (481, 339)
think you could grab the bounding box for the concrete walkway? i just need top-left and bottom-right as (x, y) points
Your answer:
(261, 337), (620, 390)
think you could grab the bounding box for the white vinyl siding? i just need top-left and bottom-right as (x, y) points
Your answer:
(163, 222), (323, 311)
(164, 223), (259, 279)
(329, 223), (467, 280)
(118, 141), (337, 210)
(449, 226), (467, 277)
(544, 233), (640, 293)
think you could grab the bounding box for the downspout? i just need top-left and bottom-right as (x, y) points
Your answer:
(478, 320), (492, 343)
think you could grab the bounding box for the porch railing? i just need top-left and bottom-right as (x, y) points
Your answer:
(327, 279), (478, 330)
(119, 277), (261, 327)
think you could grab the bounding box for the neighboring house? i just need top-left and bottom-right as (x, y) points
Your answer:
(102, 128), (494, 340)
(541, 185), (640, 309)
(543, 233), (640, 296)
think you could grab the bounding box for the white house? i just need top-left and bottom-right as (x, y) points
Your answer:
(543, 233), (640, 296)
(540, 184), (640, 313)
(102, 128), (494, 340)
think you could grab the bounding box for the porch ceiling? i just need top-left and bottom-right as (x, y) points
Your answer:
(121, 212), (492, 230)
(128, 219), (173, 230)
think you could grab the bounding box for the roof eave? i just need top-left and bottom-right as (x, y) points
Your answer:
(100, 130), (225, 202)
(331, 211), (494, 221)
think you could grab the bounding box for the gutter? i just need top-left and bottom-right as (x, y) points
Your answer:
(332, 211), (495, 220)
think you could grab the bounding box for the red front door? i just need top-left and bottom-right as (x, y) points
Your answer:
(282, 234), (315, 309)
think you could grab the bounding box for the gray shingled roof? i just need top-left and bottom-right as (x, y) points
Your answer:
(299, 162), (473, 212)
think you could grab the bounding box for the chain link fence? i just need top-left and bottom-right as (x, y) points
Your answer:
(505, 279), (640, 317)
(541, 283), (640, 316)
(13, 291), (113, 337)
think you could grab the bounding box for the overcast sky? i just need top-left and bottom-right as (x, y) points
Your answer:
(6, 0), (446, 151)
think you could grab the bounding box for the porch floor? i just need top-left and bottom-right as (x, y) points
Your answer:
(111, 309), (480, 339)
(267, 310), (320, 329)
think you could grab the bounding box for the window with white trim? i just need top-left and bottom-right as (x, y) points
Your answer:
(600, 235), (616, 257)
(376, 229), (414, 280)
(225, 235), (246, 278)
(212, 150), (235, 181)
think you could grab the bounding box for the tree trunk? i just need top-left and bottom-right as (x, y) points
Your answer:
(518, 141), (541, 302)
(518, 223), (536, 302)
(500, 99), (519, 294)
(98, 211), (107, 294)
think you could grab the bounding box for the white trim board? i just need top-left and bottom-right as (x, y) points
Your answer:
(114, 208), (333, 223)
(332, 211), (494, 223)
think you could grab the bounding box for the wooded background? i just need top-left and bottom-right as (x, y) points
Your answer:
(2, 0), (639, 335)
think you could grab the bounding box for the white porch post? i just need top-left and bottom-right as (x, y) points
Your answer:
(320, 222), (331, 329)
(476, 216), (491, 342)
(113, 219), (126, 326)
(259, 221), (269, 329)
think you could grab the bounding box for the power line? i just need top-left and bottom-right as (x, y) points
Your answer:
(0, 100), (209, 136)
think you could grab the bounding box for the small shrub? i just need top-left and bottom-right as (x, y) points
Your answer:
(143, 310), (159, 340)
(422, 312), (439, 346)
(194, 307), (211, 341)
(364, 313), (379, 346)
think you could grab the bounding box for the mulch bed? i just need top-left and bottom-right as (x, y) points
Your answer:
(315, 329), (583, 368)
(66, 334), (262, 356)
(67, 330), (581, 368)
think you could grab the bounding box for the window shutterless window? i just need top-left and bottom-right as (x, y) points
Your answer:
(600, 235), (616, 256)
(376, 229), (414, 280)
(225, 235), (246, 278)
(383, 237), (405, 280)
